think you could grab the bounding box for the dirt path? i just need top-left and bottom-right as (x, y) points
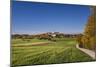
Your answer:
(76, 44), (96, 59)
(12, 42), (51, 47)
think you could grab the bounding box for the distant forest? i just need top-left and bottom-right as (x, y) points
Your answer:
(12, 32), (80, 40)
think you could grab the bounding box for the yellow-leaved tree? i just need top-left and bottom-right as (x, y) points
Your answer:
(77, 6), (96, 50)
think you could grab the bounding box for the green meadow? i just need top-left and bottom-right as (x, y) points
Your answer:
(12, 38), (94, 66)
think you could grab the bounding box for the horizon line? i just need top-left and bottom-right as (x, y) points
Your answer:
(11, 32), (82, 35)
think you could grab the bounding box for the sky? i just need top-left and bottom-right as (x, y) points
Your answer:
(12, 1), (91, 34)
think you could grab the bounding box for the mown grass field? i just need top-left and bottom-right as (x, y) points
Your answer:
(11, 38), (94, 66)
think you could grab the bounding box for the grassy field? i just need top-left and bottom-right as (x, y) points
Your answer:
(11, 38), (94, 66)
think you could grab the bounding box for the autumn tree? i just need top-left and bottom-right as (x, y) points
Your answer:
(77, 6), (96, 50)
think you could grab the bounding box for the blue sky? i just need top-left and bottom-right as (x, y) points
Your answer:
(12, 1), (91, 34)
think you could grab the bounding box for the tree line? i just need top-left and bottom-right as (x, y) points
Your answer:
(12, 32), (80, 40)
